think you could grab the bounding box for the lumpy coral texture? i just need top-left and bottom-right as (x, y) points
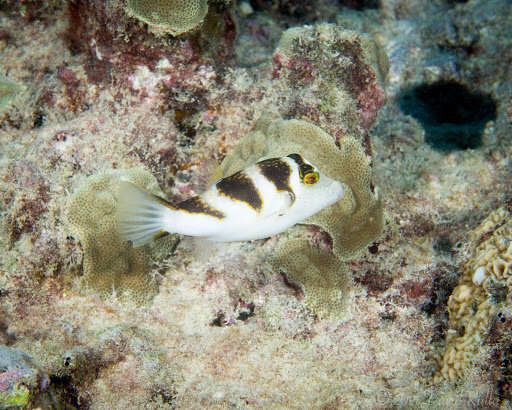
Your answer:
(221, 115), (384, 260)
(1, 0), (512, 407)
(126, 0), (208, 36)
(66, 169), (166, 304)
(436, 206), (512, 381)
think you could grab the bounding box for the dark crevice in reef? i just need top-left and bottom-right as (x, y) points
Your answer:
(339, 0), (380, 10)
(248, 0), (315, 17)
(44, 374), (84, 410)
(398, 80), (497, 151)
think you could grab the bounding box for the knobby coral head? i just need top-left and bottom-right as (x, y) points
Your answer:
(126, 0), (208, 36)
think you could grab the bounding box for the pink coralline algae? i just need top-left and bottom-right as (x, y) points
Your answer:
(357, 82), (386, 129)
(270, 24), (389, 140)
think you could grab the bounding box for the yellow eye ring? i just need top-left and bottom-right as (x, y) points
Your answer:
(303, 172), (319, 185)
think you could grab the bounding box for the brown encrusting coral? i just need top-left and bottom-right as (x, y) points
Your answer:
(65, 169), (177, 304)
(436, 206), (512, 381)
(273, 238), (352, 319)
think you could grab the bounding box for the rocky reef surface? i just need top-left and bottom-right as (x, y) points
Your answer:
(0, 0), (511, 408)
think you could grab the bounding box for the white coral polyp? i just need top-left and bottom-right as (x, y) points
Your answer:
(472, 266), (487, 285)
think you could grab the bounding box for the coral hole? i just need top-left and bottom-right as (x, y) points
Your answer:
(398, 80), (497, 151)
(339, 0), (380, 10)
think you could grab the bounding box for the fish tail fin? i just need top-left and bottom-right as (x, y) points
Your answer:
(117, 181), (173, 247)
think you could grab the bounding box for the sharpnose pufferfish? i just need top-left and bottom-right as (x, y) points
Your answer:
(118, 153), (345, 246)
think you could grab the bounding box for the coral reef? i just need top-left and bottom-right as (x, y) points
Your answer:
(436, 205), (512, 381)
(272, 23), (388, 139)
(126, 0), (209, 36)
(0, 0), (511, 407)
(221, 115), (384, 261)
(273, 238), (351, 319)
(66, 169), (178, 304)
(0, 75), (25, 112)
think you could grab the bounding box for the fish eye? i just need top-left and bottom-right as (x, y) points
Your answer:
(303, 171), (319, 185)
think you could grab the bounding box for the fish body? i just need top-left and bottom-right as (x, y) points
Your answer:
(118, 154), (345, 246)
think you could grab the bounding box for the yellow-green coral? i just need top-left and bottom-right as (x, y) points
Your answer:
(221, 114), (384, 261)
(66, 168), (170, 304)
(126, 0), (208, 36)
(436, 206), (512, 381)
(0, 382), (30, 408)
(0, 345), (46, 408)
(273, 239), (351, 320)
(221, 115), (382, 318)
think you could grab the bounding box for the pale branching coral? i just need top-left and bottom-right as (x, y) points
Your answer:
(65, 168), (176, 304)
(436, 206), (512, 381)
(126, 0), (208, 36)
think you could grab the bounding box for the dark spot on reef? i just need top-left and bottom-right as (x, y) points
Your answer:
(150, 388), (177, 406)
(176, 170), (192, 183)
(368, 243), (379, 254)
(498, 312), (506, 324)
(433, 235), (453, 255)
(420, 264), (459, 317)
(0, 319), (15, 345)
(236, 304), (255, 321)
(48, 375), (83, 409)
(398, 81), (497, 151)
(487, 280), (508, 304)
(211, 312), (225, 327)
(280, 272), (304, 298)
(379, 312), (396, 322)
(353, 269), (393, 296)
(339, 0), (380, 10)
(493, 342), (512, 402)
(33, 111), (45, 128)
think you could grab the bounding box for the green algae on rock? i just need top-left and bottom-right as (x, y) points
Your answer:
(0, 75), (25, 111)
(126, 0), (208, 36)
(0, 345), (48, 408)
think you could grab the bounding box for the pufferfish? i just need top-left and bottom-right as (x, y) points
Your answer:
(117, 153), (345, 246)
